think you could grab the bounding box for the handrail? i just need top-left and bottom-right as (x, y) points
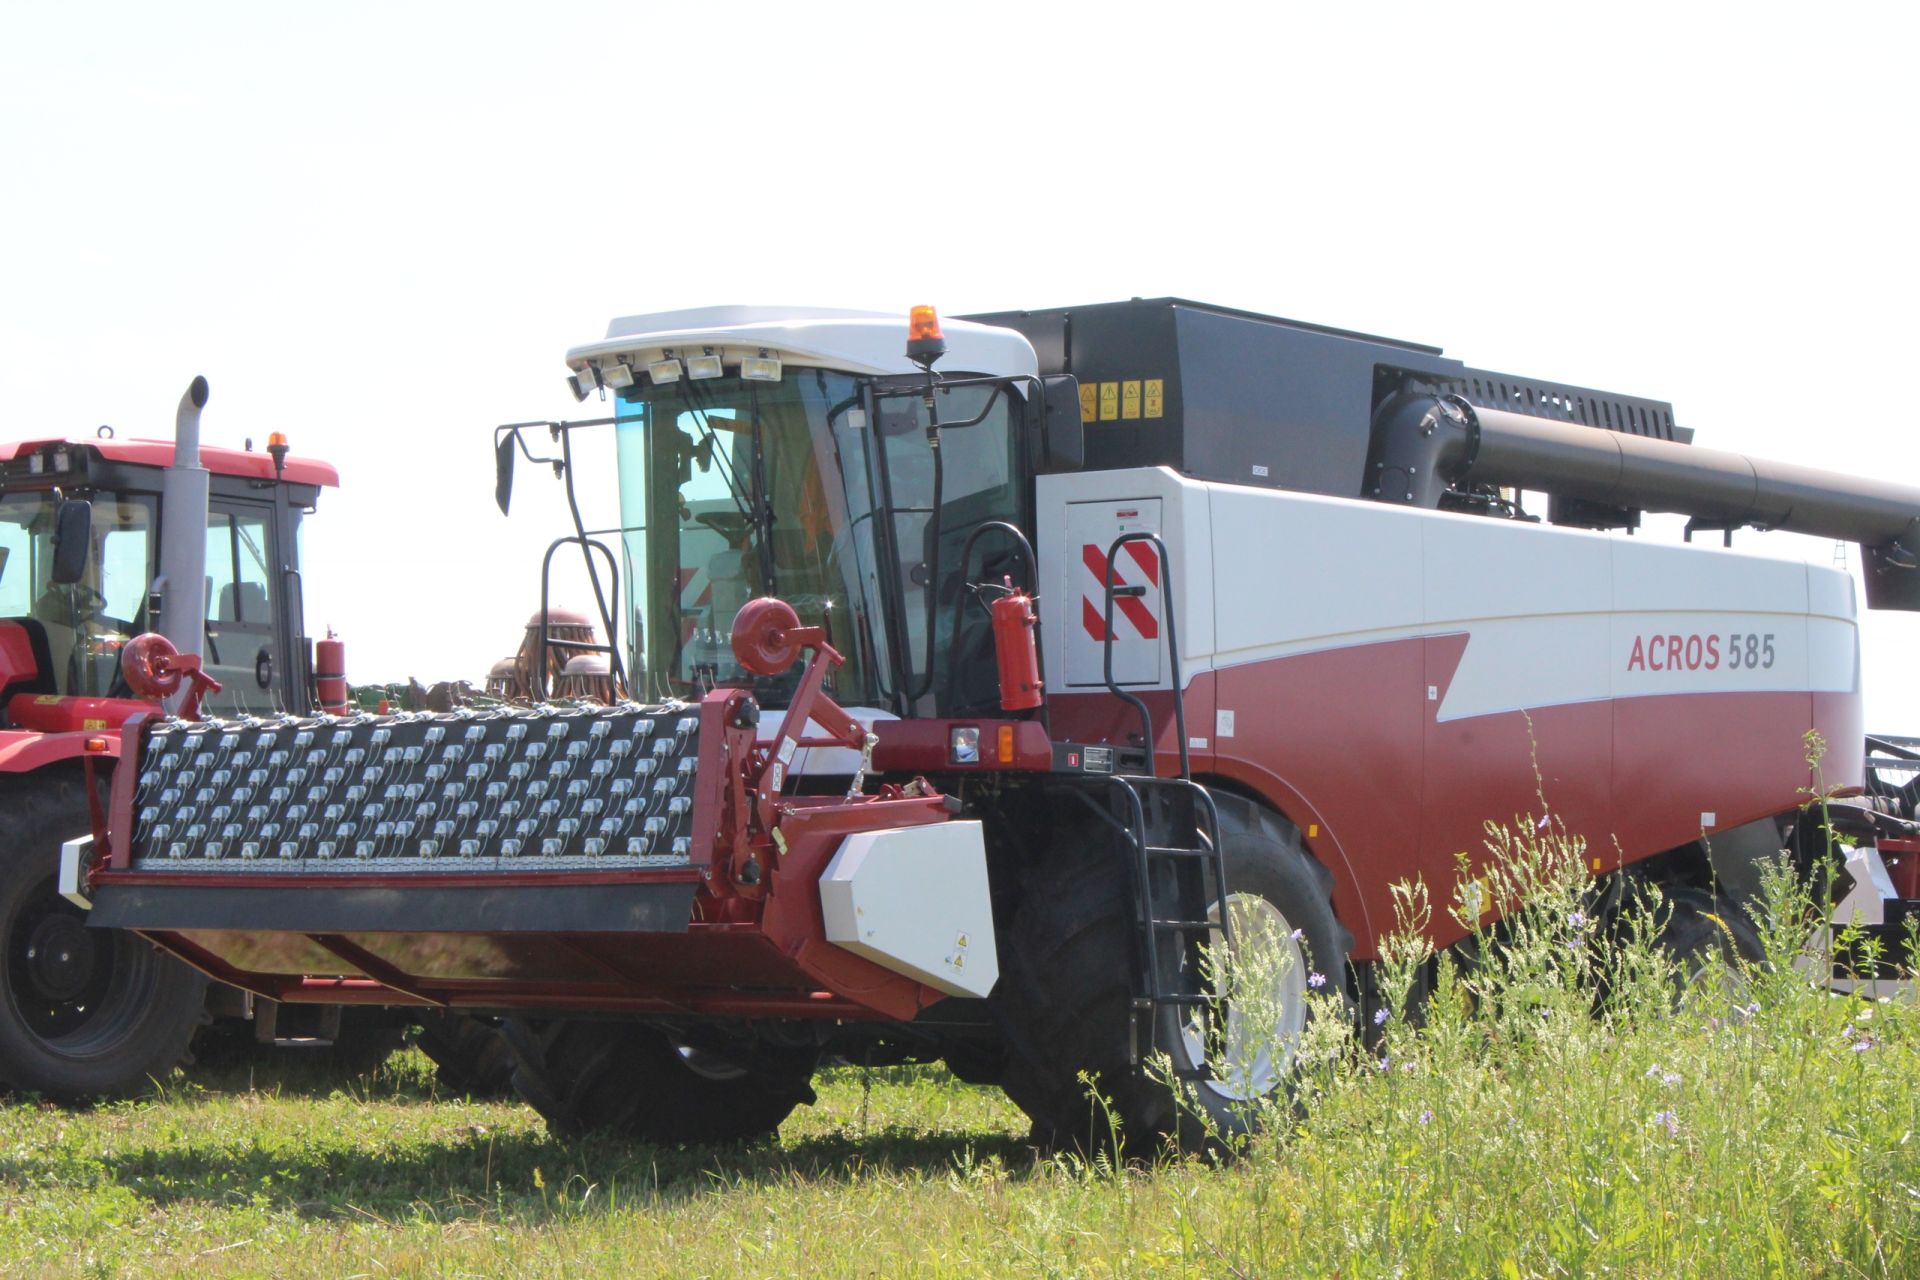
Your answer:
(1100, 531), (1189, 780)
(536, 535), (623, 701)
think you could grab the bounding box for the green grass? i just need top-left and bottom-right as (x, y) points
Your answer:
(4, 828), (1919, 1276)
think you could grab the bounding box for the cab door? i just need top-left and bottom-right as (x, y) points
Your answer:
(201, 501), (284, 715)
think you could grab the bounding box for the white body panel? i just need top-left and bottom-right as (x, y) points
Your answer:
(1038, 467), (1859, 719)
(568, 306), (1039, 381)
(819, 821), (998, 998)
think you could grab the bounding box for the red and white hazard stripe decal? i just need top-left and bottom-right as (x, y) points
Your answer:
(1080, 542), (1160, 640)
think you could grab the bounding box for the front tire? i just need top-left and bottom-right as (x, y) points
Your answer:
(1653, 886), (1765, 1008)
(0, 772), (207, 1101)
(504, 1018), (818, 1143)
(993, 790), (1352, 1152)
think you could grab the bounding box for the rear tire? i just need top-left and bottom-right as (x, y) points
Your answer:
(993, 791), (1351, 1153)
(0, 772), (207, 1102)
(504, 1018), (818, 1143)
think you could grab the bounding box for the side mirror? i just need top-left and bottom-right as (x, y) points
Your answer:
(494, 434), (517, 515)
(51, 498), (92, 584)
(1029, 374), (1085, 470)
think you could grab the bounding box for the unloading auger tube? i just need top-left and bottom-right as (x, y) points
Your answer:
(1370, 390), (1920, 610)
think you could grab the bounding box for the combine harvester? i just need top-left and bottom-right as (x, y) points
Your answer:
(68, 299), (1920, 1145)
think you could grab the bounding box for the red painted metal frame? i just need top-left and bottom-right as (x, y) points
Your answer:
(870, 718), (1052, 772)
(94, 627), (973, 1023)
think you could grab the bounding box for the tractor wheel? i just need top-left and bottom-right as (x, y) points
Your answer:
(0, 772), (208, 1102)
(503, 1018), (819, 1143)
(993, 791), (1352, 1153)
(1652, 886), (1765, 1006)
(413, 1011), (517, 1098)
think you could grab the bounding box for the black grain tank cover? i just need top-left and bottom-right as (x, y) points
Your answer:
(961, 299), (1684, 499)
(964, 298), (1460, 494)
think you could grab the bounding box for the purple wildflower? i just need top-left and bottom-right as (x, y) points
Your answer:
(1661, 1072), (1681, 1087)
(1853, 1039), (1874, 1053)
(1307, 971), (1327, 989)
(1418, 1109), (1433, 1125)
(1651, 1109), (1679, 1137)
(1569, 911), (1587, 929)
(1373, 1008), (1389, 1027)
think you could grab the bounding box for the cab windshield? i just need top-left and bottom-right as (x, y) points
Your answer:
(612, 369), (1023, 713)
(0, 490), (154, 695)
(616, 370), (878, 706)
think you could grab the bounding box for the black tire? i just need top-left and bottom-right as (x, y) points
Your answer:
(503, 1018), (818, 1143)
(1653, 886), (1765, 1006)
(993, 790), (1352, 1153)
(413, 1011), (517, 1098)
(0, 771), (208, 1102)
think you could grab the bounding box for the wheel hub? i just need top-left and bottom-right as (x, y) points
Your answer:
(1182, 893), (1308, 1102)
(25, 912), (97, 1003)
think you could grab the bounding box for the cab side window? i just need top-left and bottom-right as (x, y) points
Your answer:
(206, 511), (272, 626)
(202, 507), (277, 714)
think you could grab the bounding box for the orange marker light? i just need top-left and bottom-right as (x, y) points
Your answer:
(908, 305), (944, 343)
(996, 724), (1015, 764)
(84, 736), (109, 753)
(906, 305), (948, 371)
(267, 431), (289, 450)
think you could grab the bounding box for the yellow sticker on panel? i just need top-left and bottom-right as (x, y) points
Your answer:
(1145, 378), (1164, 418)
(1099, 382), (1119, 421)
(1121, 380), (1141, 420)
(1078, 384), (1097, 424)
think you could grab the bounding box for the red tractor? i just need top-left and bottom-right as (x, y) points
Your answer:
(0, 377), (403, 1100)
(71, 303), (1920, 1145)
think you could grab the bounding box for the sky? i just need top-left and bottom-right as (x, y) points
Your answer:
(1, 3), (1916, 728)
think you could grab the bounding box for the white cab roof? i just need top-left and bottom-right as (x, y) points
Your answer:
(565, 305), (1038, 379)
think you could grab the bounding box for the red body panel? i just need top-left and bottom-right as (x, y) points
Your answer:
(1056, 634), (1862, 959)
(0, 437), (338, 487)
(6, 694), (152, 736)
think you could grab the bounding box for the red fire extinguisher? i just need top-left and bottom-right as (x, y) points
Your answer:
(315, 628), (349, 715)
(990, 581), (1044, 712)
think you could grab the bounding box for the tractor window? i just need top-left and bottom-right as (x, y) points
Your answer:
(615, 369), (878, 708)
(205, 511), (272, 625)
(0, 521), (31, 617)
(0, 490), (154, 695)
(869, 381), (1024, 713)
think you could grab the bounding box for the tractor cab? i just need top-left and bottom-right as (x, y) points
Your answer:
(0, 435), (337, 721)
(500, 306), (1081, 724)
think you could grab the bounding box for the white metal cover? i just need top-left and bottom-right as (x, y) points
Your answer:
(818, 820), (998, 999)
(1063, 498), (1164, 687)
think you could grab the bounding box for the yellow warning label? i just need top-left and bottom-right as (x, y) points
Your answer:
(1121, 380), (1141, 420)
(1145, 378), (1164, 418)
(1078, 384), (1097, 424)
(33, 695), (60, 705)
(1098, 382), (1119, 421)
(83, 719), (106, 730)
